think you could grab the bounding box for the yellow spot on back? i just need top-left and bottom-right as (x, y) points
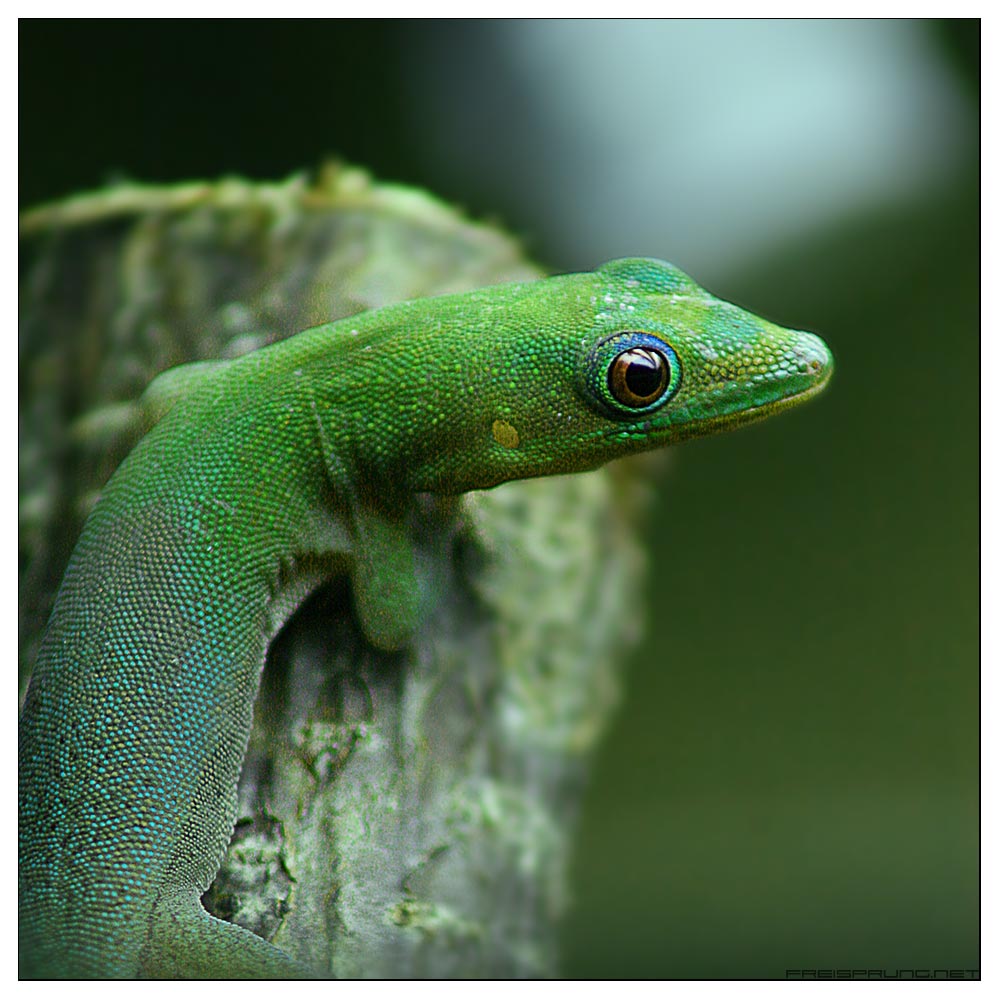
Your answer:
(491, 419), (520, 450)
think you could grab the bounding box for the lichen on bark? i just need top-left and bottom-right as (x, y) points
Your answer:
(19, 166), (650, 978)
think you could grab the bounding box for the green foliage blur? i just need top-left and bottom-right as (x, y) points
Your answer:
(20, 19), (979, 978)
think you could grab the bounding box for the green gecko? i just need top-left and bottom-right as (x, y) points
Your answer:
(18, 257), (832, 979)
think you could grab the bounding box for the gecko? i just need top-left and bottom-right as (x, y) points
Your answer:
(18, 257), (832, 978)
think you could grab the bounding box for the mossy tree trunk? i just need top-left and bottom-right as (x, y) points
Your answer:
(19, 167), (649, 978)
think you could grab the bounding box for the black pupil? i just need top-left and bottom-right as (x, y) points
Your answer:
(623, 349), (665, 399)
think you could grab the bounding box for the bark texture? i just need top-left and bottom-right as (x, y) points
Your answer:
(19, 168), (649, 978)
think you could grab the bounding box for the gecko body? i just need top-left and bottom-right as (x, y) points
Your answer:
(19, 259), (832, 978)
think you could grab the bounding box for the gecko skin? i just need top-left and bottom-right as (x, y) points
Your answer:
(19, 258), (832, 979)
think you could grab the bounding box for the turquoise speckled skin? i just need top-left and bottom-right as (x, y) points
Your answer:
(18, 259), (832, 978)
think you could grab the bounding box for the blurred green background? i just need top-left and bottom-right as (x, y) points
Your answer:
(20, 19), (979, 978)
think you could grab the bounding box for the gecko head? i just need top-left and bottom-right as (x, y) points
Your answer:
(399, 258), (832, 493)
(573, 258), (833, 452)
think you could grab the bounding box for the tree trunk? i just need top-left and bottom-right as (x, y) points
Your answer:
(19, 167), (649, 978)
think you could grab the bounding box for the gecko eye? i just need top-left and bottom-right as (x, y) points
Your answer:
(608, 347), (670, 408)
(583, 331), (682, 417)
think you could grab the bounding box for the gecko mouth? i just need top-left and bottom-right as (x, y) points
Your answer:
(645, 342), (834, 444)
(713, 362), (832, 429)
(737, 361), (833, 420)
